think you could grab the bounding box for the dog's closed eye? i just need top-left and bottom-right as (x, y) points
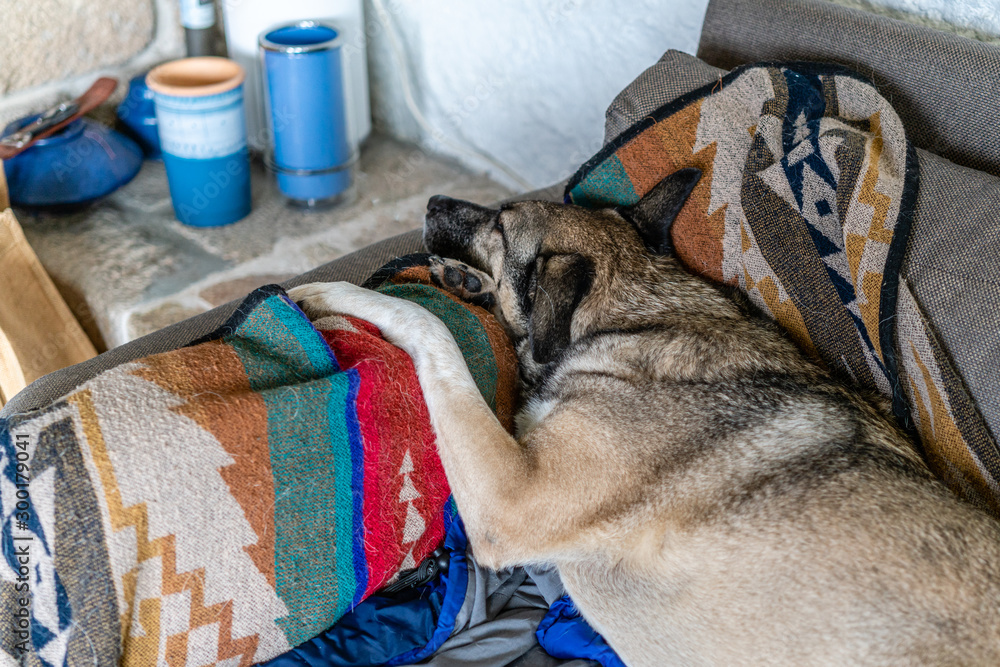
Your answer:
(517, 255), (543, 318)
(527, 256), (542, 302)
(527, 254), (593, 365)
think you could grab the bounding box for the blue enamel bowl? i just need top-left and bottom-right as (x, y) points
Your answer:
(2, 114), (143, 208)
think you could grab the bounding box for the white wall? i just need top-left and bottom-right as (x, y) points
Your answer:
(365, 0), (710, 191)
(365, 0), (1000, 193)
(5, 0), (996, 194)
(833, 0), (1000, 43)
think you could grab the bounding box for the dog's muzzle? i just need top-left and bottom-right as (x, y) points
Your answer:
(423, 195), (494, 271)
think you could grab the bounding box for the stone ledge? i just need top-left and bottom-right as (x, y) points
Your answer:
(16, 134), (512, 349)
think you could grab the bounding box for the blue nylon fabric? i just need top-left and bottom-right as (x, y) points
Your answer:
(384, 515), (468, 666)
(260, 516), (469, 667)
(536, 596), (626, 667)
(263, 514), (624, 666)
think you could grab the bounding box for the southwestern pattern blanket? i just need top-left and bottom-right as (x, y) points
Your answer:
(0, 256), (518, 666)
(567, 61), (1000, 516)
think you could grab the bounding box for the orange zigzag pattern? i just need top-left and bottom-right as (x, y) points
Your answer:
(71, 390), (260, 666)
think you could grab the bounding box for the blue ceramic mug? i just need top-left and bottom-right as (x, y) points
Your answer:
(260, 21), (354, 205)
(147, 57), (252, 226)
(117, 73), (162, 158)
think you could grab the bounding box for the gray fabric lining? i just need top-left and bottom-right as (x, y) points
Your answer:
(412, 558), (595, 667)
(901, 150), (1000, 443)
(605, 50), (727, 144)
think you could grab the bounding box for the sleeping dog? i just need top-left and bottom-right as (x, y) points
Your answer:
(289, 170), (1000, 666)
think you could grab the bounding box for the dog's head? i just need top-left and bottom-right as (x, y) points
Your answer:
(424, 168), (701, 365)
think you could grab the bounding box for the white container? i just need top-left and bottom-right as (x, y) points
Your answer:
(221, 0), (371, 152)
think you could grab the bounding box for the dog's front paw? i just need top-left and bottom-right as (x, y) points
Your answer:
(288, 282), (360, 321)
(428, 256), (498, 310)
(288, 281), (442, 349)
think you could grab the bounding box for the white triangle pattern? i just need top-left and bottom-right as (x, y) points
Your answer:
(403, 502), (426, 540)
(399, 451), (414, 474)
(399, 475), (420, 503)
(397, 449), (426, 569)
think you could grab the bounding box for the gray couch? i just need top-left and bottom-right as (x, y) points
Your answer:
(6, 0), (1000, 446)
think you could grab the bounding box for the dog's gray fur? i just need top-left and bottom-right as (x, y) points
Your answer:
(290, 170), (1000, 666)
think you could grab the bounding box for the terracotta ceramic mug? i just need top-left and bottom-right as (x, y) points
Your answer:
(147, 57), (251, 226)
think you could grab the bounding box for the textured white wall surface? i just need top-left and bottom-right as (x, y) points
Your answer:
(366, 0), (1000, 192)
(832, 0), (1000, 43)
(0, 0), (154, 97)
(366, 0), (711, 191)
(0, 0), (184, 131)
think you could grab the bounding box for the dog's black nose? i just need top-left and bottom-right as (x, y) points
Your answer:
(427, 195), (455, 213)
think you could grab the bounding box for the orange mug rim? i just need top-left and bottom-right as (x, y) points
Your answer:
(146, 57), (245, 98)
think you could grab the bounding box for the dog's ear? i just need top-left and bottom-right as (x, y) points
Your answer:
(529, 254), (593, 365)
(618, 167), (701, 254)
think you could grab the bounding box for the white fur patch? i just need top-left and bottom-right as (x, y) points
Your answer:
(515, 396), (557, 438)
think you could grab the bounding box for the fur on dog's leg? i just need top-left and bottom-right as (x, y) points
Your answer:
(289, 282), (551, 566)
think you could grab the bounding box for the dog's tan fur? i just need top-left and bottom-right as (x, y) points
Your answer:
(289, 174), (1000, 666)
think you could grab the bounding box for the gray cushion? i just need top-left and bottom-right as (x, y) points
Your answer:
(903, 151), (1000, 442)
(697, 0), (1000, 179)
(605, 50), (727, 144)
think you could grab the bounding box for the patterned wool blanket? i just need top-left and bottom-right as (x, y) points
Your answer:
(567, 62), (1000, 516)
(0, 255), (518, 666)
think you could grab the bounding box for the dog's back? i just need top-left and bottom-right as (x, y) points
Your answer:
(410, 176), (1000, 665)
(526, 270), (1000, 665)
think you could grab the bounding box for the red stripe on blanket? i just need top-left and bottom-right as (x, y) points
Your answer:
(321, 319), (450, 596)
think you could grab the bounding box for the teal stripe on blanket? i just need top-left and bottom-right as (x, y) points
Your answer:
(568, 154), (638, 208)
(230, 293), (339, 385)
(226, 293), (359, 648)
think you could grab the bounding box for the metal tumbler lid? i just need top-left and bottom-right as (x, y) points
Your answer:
(259, 20), (343, 54)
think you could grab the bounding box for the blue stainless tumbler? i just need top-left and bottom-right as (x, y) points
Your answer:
(260, 21), (354, 205)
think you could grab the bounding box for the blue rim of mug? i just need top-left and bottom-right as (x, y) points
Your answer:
(259, 20), (343, 54)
